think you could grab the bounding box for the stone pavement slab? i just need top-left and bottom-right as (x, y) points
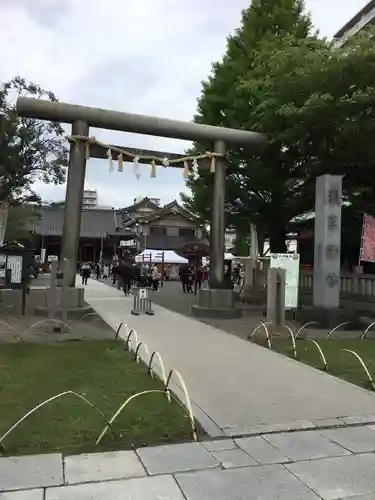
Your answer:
(340, 415), (375, 425)
(286, 453), (375, 500)
(136, 442), (219, 475)
(223, 419), (316, 437)
(234, 436), (292, 464)
(84, 279), (375, 434)
(210, 448), (258, 468)
(263, 430), (351, 461)
(338, 496), (375, 500)
(3, 425), (375, 499)
(0, 454), (63, 492)
(64, 450), (147, 484)
(175, 464), (320, 499)
(320, 426), (375, 453)
(0, 490), (43, 500)
(46, 474), (185, 500)
(200, 439), (237, 452)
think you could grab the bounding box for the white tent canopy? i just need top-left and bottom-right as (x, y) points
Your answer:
(135, 249), (188, 264)
(224, 253), (235, 261)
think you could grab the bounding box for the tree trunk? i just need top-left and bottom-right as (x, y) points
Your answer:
(269, 225), (287, 253)
(0, 202), (9, 246)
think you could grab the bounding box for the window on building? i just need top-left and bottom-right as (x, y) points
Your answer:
(179, 228), (195, 239)
(150, 226), (167, 236)
(166, 226), (179, 237)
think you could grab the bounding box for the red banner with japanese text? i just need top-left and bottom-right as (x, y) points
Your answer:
(360, 214), (375, 263)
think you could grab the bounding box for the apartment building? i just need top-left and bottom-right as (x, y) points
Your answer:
(82, 189), (98, 209)
(334, 0), (375, 46)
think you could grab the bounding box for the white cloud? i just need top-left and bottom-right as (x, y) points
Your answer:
(1, 0), (368, 207)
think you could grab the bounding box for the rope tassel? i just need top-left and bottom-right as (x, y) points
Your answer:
(210, 154), (216, 173)
(183, 161), (189, 179)
(133, 156), (141, 179)
(107, 148), (114, 172)
(85, 142), (90, 160)
(117, 154), (123, 172)
(151, 159), (156, 178)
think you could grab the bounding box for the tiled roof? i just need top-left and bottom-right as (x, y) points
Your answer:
(134, 201), (197, 224)
(31, 206), (135, 238)
(120, 197), (161, 213)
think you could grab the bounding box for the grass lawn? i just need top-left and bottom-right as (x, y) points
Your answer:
(252, 337), (375, 390)
(0, 340), (193, 456)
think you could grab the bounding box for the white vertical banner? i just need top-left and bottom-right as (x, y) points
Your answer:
(270, 253), (300, 309)
(40, 248), (46, 264)
(0, 202), (9, 246)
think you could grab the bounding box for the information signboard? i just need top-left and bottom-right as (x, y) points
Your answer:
(270, 253), (300, 309)
(7, 255), (23, 283)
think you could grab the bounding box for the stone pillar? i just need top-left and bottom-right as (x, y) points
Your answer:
(209, 140), (226, 289)
(61, 258), (69, 323)
(60, 120), (89, 286)
(267, 267), (286, 330)
(48, 260), (58, 320)
(313, 174), (342, 309)
(192, 141), (242, 318)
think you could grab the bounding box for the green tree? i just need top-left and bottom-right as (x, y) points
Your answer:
(0, 76), (68, 203)
(183, 1), (375, 252)
(182, 0), (314, 251)
(5, 204), (40, 244)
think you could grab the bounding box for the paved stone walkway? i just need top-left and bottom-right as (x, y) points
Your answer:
(3, 424), (375, 498)
(84, 278), (375, 437)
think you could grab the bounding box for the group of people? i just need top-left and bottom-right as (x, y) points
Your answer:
(179, 264), (208, 294)
(80, 259), (223, 296)
(79, 259), (163, 294)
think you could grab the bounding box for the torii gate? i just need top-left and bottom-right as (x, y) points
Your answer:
(16, 97), (266, 315)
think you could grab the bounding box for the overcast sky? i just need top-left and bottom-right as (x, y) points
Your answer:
(1, 0), (369, 208)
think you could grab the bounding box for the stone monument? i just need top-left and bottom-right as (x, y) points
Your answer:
(298, 174), (358, 328)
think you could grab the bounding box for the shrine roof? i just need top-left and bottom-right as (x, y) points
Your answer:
(30, 205), (135, 239)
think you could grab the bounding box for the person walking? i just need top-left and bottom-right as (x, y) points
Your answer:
(112, 263), (118, 286)
(152, 264), (161, 292)
(95, 262), (101, 280)
(139, 263), (147, 287)
(103, 263), (109, 279)
(80, 262), (91, 285)
(179, 264), (189, 293)
(194, 265), (203, 295)
(186, 266), (194, 293)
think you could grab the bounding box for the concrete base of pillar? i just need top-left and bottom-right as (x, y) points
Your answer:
(34, 304), (94, 320)
(240, 286), (266, 305)
(191, 288), (242, 319)
(294, 306), (361, 330)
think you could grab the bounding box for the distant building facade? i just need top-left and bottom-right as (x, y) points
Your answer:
(30, 197), (208, 264)
(334, 0), (375, 46)
(119, 197), (208, 259)
(31, 205), (135, 263)
(82, 189), (98, 209)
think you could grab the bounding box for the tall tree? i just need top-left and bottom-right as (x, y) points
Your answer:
(0, 76), (67, 242)
(182, 0), (315, 252)
(183, 1), (375, 253)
